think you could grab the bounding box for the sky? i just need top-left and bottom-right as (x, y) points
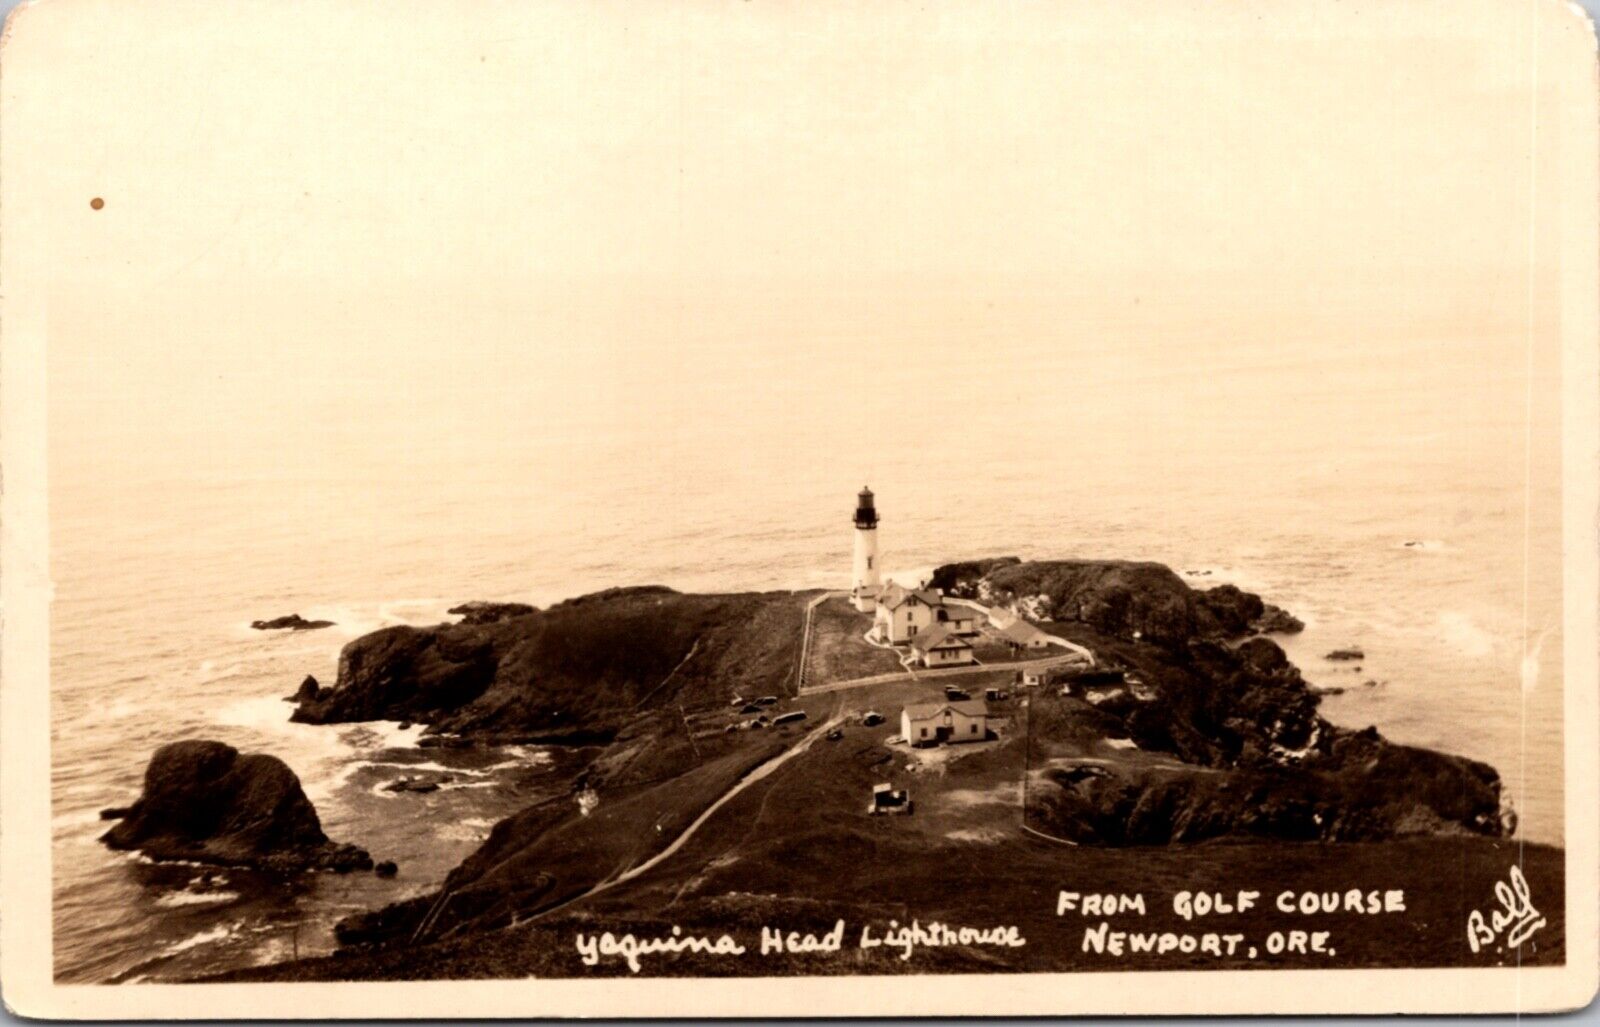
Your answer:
(0, 0), (1590, 479)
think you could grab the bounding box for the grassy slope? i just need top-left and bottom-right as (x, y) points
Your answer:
(804, 597), (904, 686)
(225, 672), (1564, 979)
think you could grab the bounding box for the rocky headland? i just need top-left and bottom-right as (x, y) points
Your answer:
(927, 558), (1508, 844)
(290, 585), (806, 748)
(192, 559), (1540, 979)
(100, 740), (373, 873)
(928, 557), (1305, 643)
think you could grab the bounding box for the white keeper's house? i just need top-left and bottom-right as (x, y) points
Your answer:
(871, 582), (981, 644)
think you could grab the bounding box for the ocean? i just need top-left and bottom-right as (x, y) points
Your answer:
(47, 291), (1565, 982)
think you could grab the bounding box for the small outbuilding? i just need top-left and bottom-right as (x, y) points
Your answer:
(1021, 667), (1052, 688)
(901, 698), (990, 747)
(999, 618), (1051, 651)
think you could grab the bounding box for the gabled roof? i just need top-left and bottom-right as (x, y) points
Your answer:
(909, 623), (972, 652)
(878, 582), (941, 611)
(998, 618), (1047, 643)
(937, 606), (978, 623)
(903, 699), (990, 721)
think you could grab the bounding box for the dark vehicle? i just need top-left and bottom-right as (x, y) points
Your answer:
(772, 710), (807, 726)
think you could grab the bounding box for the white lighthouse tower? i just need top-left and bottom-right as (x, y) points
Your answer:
(851, 486), (882, 612)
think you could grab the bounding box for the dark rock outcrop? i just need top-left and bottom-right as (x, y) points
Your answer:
(100, 740), (372, 873)
(933, 559), (1222, 646)
(1025, 630), (1509, 845)
(291, 587), (808, 744)
(383, 774), (452, 794)
(448, 601), (539, 626)
(1031, 730), (1507, 845)
(285, 675), (324, 703)
(927, 557), (1022, 594)
(933, 558), (1306, 644)
(252, 614), (335, 631)
(1195, 583), (1264, 637)
(291, 624), (500, 727)
(1326, 647), (1365, 661)
(1252, 604), (1305, 634)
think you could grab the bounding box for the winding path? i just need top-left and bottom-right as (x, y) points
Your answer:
(517, 709), (845, 927)
(608, 711), (844, 887)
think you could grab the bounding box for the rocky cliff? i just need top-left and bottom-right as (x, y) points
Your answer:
(291, 587), (810, 744)
(1020, 618), (1505, 843)
(929, 558), (1504, 844)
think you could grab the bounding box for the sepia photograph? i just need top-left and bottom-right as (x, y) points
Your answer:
(1, 0), (1596, 1017)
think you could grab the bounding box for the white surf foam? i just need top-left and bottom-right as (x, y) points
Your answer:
(163, 923), (235, 955)
(155, 890), (240, 909)
(435, 818), (498, 843)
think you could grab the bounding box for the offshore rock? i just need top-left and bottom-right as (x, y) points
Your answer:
(252, 614), (335, 631)
(448, 601), (539, 625)
(100, 740), (372, 873)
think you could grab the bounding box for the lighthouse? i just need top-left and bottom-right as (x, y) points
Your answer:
(851, 487), (881, 612)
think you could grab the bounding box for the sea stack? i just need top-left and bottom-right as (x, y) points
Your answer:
(100, 740), (373, 873)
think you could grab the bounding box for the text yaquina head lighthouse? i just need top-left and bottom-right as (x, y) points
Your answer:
(851, 486), (882, 612)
